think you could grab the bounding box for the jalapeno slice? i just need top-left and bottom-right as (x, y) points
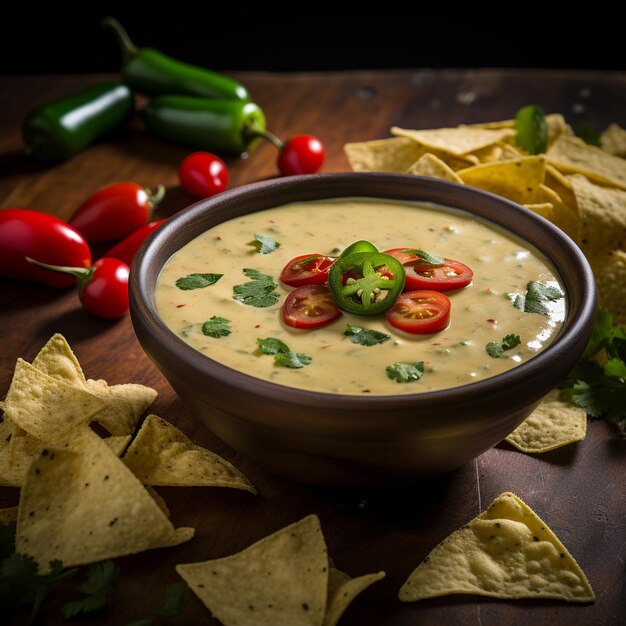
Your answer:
(328, 251), (406, 315)
(338, 240), (379, 259)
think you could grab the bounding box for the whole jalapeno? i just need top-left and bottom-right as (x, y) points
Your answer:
(142, 96), (266, 155)
(103, 16), (249, 101)
(22, 81), (134, 163)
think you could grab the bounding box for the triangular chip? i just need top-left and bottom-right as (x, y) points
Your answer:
(123, 414), (255, 493)
(600, 123), (626, 157)
(4, 359), (104, 442)
(407, 153), (463, 183)
(457, 156), (546, 204)
(0, 430), (45, 487)
(391, 126), (514, 156)
(344, 137), (423, 173)
(16, 427), (192, 570)
(31, 333), (87, 388)
(103, 434), (132, 457)
(86, 379), (157, 435)
(530, 184), (579, 240)
(588, 249), (626, 326)
(323, 567), (385, 626)
(399, 492), (594, 603)
(505, 389), (587, 453)
(177, 515), (328, 626)
(547, 135), (626, 190)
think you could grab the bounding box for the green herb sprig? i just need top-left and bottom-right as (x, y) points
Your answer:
(233, 269), (279, 308)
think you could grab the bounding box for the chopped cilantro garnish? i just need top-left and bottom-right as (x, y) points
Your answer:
(344, 324), (390, 346)
(574, 123), (602, 147)
(401, 249), (445, 266)
(233, 269), (279, 308)
(175, 273), (223, 290)
(201, 316), (231, 338)
(514, 105), (547, 154)
(386, 362), (425, 383)
(61, 560), (121, 619)
(486, 334), (521, 358)
(256, 337), (312, 369)
(248, 233), (281, 254)
(513, 281), (564, 315)
(257, 337), (290, 355)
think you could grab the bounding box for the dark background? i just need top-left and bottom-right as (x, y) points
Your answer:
(0, 6), (622, 74)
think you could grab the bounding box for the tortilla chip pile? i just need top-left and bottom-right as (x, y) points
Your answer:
(0, 334), (255, 570)
(176, 514), (385, 626)
(345, 117), (626, 325)
(399, 492), (594, 603)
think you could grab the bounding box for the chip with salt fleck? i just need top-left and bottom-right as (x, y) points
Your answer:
(600, 123), (626, 157)
(344, 137), (423, 173)
(407, 153), (463, 183)
(505, 389), (587, 453)
(31, 333), (87, 388)
(122, 414), (255, 493)
(399, 492), (594, 603)
(588, 249), (626, 326)
(324, 567), (385, 626)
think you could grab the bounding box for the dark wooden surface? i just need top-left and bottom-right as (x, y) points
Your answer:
(1, 70), (625, 625)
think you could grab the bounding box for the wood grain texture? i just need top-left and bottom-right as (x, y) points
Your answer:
(1, 70), (625, 625)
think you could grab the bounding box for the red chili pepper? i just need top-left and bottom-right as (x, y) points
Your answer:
(102, 220), (166, 266)
(69, 182), (165, 242)
(0, 209), (92, 288)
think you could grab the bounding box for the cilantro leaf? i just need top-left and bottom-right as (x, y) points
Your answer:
(248, 233), (281, 254)
(486, 333), (521, 358)
(62, 560), (120, 619)
(154, 581), (191, 617)
(400, 249), (445, 266)
(344, 324), (390, 346)
(201, 316), (231, 338)
(514, 105), (548, 154)
(386, 362), (425, 383)
(175, 273), (223, 290)
(257, 337), (290, 355)
(274, 352), (312, 368)
(513, 281), (564, 315)
(574, 123), (602, 147)
(233, 269), (279, 308)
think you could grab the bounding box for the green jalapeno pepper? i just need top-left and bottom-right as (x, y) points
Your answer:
(22, 81), (134, 163)
(103, 17), (249, 101)
(328, 251), (406, 315)
(338, 240), (379, 258)
(141, 96), (266, 154)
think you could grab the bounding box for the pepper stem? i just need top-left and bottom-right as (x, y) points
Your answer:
(244, 125), (284, 150)
(146, 184), (166, 212)
(102, 16), (138, 64)
(26, 257), (94, 288)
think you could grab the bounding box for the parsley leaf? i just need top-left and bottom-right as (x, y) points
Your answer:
(344, 324), (390, 346)
(513, 281), (564, 315)
(202, 316), (231, 338)
(257, 337), (290, 355)
(61, 560), (120, 619)
(400, 249), (445, 266)
(574, 123), (602, 147)
(256, 337), (312, 368)
(233, 268), (279, 308)
(486, 333), (521, 358)
(386, 362), (425, 383)
(175, 273), (223, 290)
(514, 105), (548, 154)
(249, 233), (281, 254)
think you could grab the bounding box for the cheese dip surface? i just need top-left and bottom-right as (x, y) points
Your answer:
(155, 198), (565, 395)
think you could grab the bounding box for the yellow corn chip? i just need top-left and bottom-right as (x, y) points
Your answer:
(600, 123), (626, 157)
(324, 567), (385, 626)
(470, 114), (572, 148)
(399, 492), (594, 603)
(523, 203), (554, 221)
(530, 184), (580, 240)
(123, 414), (255, 493)
(0, 430), (45, 487)
(344, 137), (423, 173)
(177, 515), (328, 626)
(505, 389), (587, 453)
(103, 435), (132, 457)
(407, 153), (463, 183)
(31, 333), (87, 388)
(588, 249), (626, 326)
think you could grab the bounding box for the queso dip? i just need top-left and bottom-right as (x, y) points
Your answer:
(155, 198), (565, 395)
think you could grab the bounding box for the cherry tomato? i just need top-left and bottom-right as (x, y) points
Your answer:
(383, 249), (473, 292)
(386, 290), (451, 334)
(102, 220), (166, 266)
(282, 285), (341, 329)
(179, 151), (228, 198)
(0, 209), (92, 288)
(280, 253), (334, 287)
(277, 134), (325, 176)
(69, 182), (165, 242)
(78, 258), (130, 319)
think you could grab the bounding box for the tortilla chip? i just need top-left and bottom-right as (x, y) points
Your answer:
(547, 135), (626, 190)
(457, 157), (546, 204)
(505, 389), (587, 453)
(407, 153), (463, 183)
(399, 492), (594, 602)
(323, 567), (385, 626)
(600, 123), (626, 157)
(471, 114), (572, 148)
(391, 126), (514, 156)
(588, 249), (626, 326)
(103, 434), (132, 457)
(0, 506), (18, 525)
(0, 430), (45, 487)
(344, 137), (423, 173)
(86, 379), (157, 435)
(16, 427), (192, 571)
(523, 203), (554, 221)
(177, 515), (328, 626)
(570, 174), (626, 251)
(123, 414), (255, 493)
(530, 184), (580, 240)
(31, 333), (87, 388)
(4, 359), (104, 442)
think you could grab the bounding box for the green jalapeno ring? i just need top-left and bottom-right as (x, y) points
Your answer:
(337, 240), (379, 259)
(328, 251), (406, 315)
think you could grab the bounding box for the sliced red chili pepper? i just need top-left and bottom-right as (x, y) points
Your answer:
(280, 254), (334, 287)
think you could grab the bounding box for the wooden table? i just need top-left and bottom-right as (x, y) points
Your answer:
(1, 70), (625, 625)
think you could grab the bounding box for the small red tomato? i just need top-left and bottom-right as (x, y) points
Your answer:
(282, 284), (341, 329)
(179, 152), (229, 198)
(280, 253), (334, 287)
(386, 290), (451, 334)
(69, 182), (165, 242)
(102, 220), (166, 266)
(277, 134), (325, 176)
(78, 258), (130, 319)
